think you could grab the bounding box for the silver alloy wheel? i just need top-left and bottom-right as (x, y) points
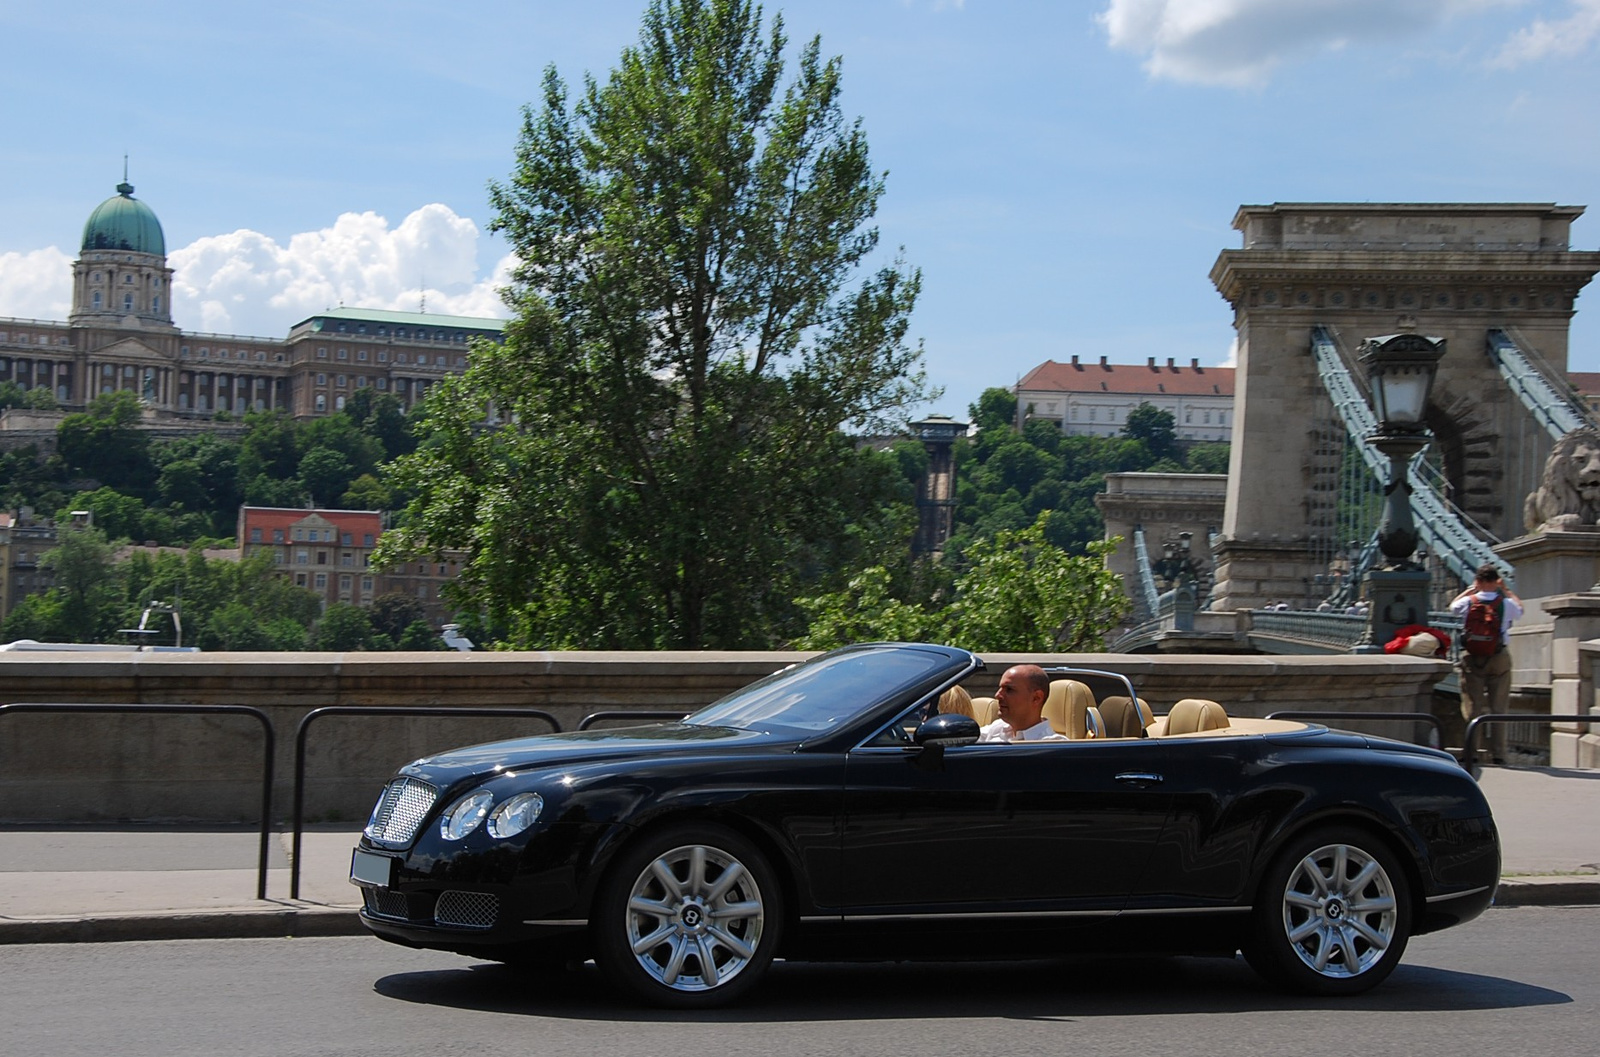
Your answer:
(622, 842), (766, 993)
(1280, 841), (1399, 978)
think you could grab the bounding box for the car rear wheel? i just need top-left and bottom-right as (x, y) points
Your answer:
(594, 824), (781, 1008)
(1243, 825), (1411, 996)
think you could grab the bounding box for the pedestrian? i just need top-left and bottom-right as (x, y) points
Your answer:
(1449, 564), (1524, 763)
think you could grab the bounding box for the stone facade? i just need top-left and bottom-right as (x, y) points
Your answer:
(1095, 471), (1227, 606)
(1209, 202), (1600, 611)
(0, 181), (501, 426)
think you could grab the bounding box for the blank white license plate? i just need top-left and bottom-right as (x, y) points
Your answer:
(350, 848), (395, 887)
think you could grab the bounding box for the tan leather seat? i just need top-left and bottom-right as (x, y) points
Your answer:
(1042, 679), (1102, 739)
(970, 696), (998, 726)
(1152, 698), (1230, 737)
(1098, 695), (1154, 738)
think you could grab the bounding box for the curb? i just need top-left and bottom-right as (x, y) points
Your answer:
(0, 905), (367, 945)
(1492, 876), (1600, 907)
(3, 879), (1598, 945)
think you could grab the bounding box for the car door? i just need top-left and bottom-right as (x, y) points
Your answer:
(839, 736), (1174, 915)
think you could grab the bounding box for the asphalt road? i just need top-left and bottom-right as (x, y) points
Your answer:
(2, 907), (1594, 1057)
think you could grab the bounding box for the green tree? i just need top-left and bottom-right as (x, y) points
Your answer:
(57, 391), (155, 494)
(951, 519), (1127, 652)
(369, 590), (428, 643)
(1122, 402), (1178, 460)
(383, 0), (928, 649)
(311, 602), (381, 651)
(39, 525), (123, 640)
(298, 447), (355, 507)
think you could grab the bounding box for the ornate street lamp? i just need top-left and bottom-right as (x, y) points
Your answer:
(1354, 332), (1445, 651)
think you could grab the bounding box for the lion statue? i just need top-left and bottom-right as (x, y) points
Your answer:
(1525, 427), (1600, 533)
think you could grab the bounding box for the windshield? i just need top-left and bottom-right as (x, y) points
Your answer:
(685, 646), (958, 736)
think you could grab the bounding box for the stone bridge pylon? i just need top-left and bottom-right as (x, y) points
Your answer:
(1208, 203), (1600, 611)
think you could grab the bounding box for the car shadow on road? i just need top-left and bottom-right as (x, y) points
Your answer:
(372, 953), (1570, 1022)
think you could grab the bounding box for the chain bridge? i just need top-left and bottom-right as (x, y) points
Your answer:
(1114, 203), (1600, 656)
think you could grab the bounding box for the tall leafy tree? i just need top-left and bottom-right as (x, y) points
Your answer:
(384, 0), (929, 649)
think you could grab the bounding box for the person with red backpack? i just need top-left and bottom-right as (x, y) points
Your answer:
(1449, 564), (1524, 763)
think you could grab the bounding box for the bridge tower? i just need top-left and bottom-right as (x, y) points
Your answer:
(1209, 203), (1600, 611)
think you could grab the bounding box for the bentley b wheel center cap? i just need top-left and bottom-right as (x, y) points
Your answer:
(679, 903), (707, 932)
(1324, 897), (1347, 921)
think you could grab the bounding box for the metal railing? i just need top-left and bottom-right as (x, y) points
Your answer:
(0, 703), (277, 900)
(289, 706), (560, 899)
(1463, 713), (1598, 773)
(1487, 329), (1600, 439)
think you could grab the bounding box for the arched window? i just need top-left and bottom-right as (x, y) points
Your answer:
(91, 291), (103, 309)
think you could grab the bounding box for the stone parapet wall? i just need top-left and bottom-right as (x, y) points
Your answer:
(0, 650), (1447, 824)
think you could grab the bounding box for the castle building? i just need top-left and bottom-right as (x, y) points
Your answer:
(1014, 356), (1236, 443)
(0, 179), (502, 422)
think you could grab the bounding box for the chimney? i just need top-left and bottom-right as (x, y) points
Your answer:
(1167, 357), (1175, 369)
(1148, 356), (1156, 368)
(1099, 355), (1108, 368)
(1191, 358), (1200, 369)
(1071, 354), (1080, 368)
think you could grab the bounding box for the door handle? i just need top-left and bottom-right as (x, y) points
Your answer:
(1115, 772), (1164, 785)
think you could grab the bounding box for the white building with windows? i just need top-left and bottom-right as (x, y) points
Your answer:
(1014, 355), (1235, 443)
(0, 178), (502, 423)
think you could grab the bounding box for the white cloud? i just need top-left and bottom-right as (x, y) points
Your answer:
(1097, 0), (1515, 87)
(1495, 0), (1600, 66)
(169, 204), (513, 336)
(0, 247), (73, 321)
(0, 205), (513, 338)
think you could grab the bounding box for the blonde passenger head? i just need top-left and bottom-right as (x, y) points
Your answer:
(937, 685), (975, 719)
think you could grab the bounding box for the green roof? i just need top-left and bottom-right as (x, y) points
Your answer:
(295, 306), (507, 333)
(81, 181), (165, 256)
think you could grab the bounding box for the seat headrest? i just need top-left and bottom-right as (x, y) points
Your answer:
(1042, 679), (1096, 739)
(1162, 698), (1230, 736)
(970, 696), (998, 726)
(1098, 695), (1152, 738)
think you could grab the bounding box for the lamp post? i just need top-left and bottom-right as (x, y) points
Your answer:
(1354, 332), (1445, 652)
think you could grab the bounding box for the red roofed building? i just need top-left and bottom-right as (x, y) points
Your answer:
(1014, 355), (1236, 443)
(237, 506), (461, 620)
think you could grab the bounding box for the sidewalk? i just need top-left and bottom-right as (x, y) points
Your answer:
(1, 766), (1596, 944)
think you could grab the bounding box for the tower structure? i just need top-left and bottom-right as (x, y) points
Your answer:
(910, 415), (965, 558)
(1208, 202), (1600, 610)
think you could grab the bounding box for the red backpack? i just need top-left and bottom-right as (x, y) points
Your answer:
(1461, 594), (1504, 656)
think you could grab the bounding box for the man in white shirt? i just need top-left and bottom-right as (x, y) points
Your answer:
(1448, 564), (1524, 762)
(977, 664), (1057, 742)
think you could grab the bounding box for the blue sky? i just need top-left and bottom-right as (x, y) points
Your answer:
(2, 0), (1598, 419)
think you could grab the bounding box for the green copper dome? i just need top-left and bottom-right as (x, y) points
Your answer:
(81, 180), (166, 256)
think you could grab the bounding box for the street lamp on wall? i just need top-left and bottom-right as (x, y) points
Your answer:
(1359, 332), (1445, 569)
(1353, 331), (1445, 652)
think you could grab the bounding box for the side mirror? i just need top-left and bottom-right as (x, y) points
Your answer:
(914, 712), (980, 748)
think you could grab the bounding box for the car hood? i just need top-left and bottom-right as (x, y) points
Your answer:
(396, 722), (785, 789)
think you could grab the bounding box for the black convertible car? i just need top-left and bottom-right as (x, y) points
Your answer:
(350, 643), (1499, 1007)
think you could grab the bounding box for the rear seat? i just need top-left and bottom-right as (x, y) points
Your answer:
(1097, 695), (1154, 738)
(1148, 698), (1229, 737)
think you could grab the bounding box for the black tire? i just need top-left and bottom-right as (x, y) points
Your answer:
(1243, 825), (1412, 996)
(593, 823), (782, 1008)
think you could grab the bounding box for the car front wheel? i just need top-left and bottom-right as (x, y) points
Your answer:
(594, 824), (781, 1008)
(1244, 825), (1411, 996)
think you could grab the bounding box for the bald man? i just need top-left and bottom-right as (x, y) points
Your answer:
(977, 664), (1057, 743)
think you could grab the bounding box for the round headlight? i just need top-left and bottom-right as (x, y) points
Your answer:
(438, 790), (494, 841)
(488, 792), (545, 838)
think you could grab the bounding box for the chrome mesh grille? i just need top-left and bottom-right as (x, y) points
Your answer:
(363, 888), (411, 920)
(435, 890), (499, 929)
(365, 777), (438, 845)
